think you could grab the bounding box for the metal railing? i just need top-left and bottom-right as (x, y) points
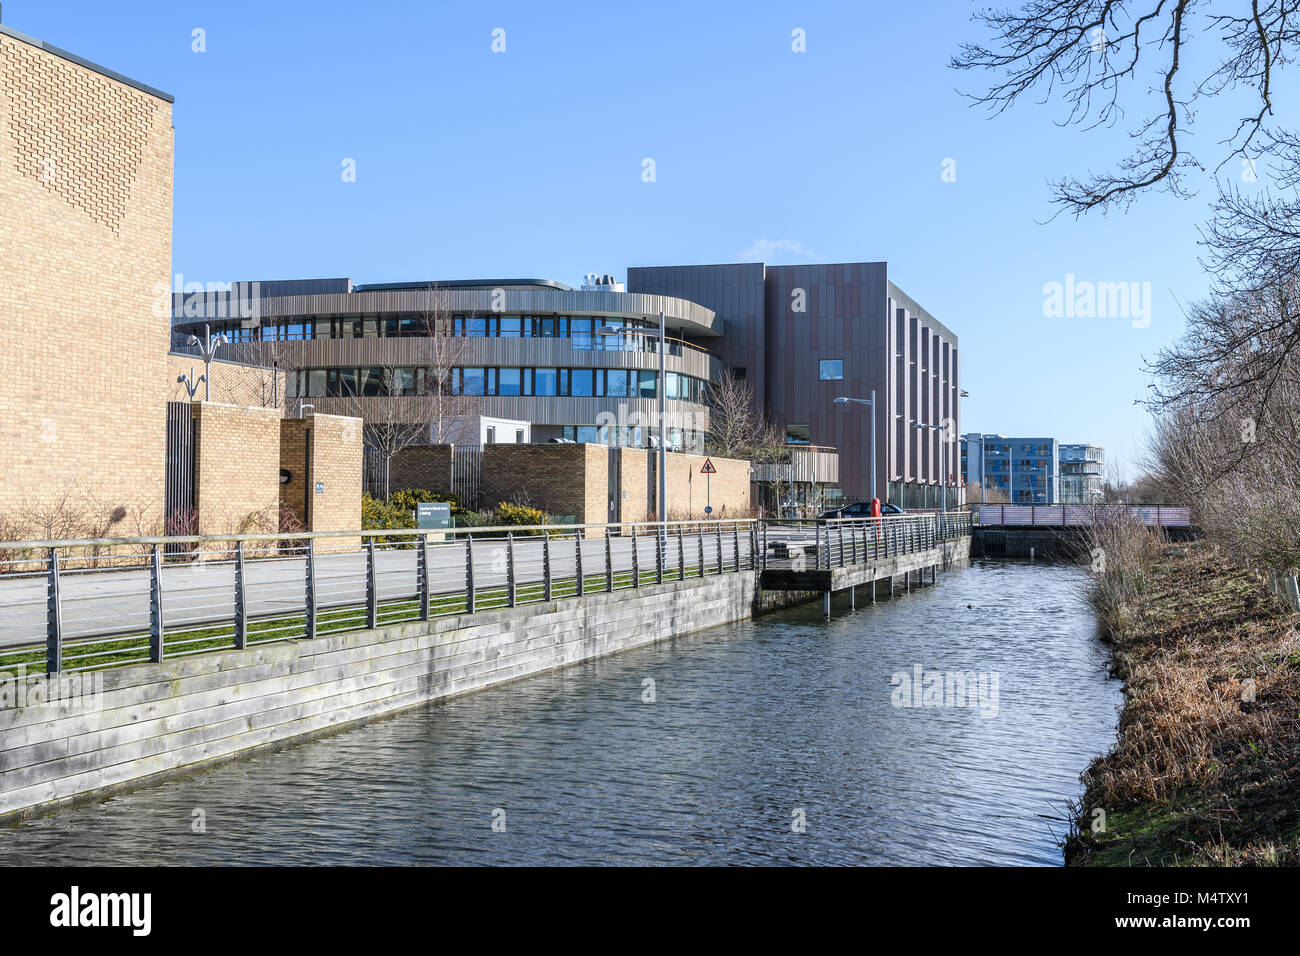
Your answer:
(757, 512), (972, 571)
(972, 504), (1191, 528)
(0, 519), (769, 677)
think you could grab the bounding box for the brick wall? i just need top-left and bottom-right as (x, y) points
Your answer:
(390, 444), (454, 496)
(166, 355), (280, 409)
(481, 443), (607, 526)
(192, 402), (281, 535)
(665, 451), (751, 519)
(280, 414), (363, 540)
(0, 33), (173, 523)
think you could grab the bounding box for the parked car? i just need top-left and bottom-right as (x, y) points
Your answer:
(818, 501), (904, 520)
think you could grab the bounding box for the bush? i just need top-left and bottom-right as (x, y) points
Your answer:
(362, 494), (415, 531)
(488, 502), (548, 535)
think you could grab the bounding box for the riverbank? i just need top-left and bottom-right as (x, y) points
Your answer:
(1067, 541), (1300, 865)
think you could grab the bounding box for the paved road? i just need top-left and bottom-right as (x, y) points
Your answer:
(0, 527), (818, 650)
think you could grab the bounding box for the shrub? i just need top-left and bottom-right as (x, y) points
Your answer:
(362, 494), (415, 531)
(488, 501), (548, 535)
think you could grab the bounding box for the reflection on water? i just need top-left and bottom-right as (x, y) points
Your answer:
(0, 561), (1119, 865)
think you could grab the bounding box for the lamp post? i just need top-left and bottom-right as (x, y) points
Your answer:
(833, 392), (877, 502)
(597, 311), (668, 531)
(912, 422), (949, 525)
(185, 323), (230, 402)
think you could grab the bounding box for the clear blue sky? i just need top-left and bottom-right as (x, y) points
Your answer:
(12, 0), (1263, 477)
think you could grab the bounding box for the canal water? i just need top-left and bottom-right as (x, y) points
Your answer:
(0, 561), (1120, 865)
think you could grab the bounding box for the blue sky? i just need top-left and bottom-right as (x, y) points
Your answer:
(11, 0), (1270, 477)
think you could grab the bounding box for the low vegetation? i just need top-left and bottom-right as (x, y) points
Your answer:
(361, 489), (547, 532)
(1068, 540), (1300, 866)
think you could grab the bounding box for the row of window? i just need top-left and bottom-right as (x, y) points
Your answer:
(213, 315), (695, 357)
(560, 425), (705, 452)
(284, 366), (710, 401)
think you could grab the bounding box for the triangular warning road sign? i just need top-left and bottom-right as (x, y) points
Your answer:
(700, 458), (717, 474)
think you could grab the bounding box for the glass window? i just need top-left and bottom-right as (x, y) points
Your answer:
(786, 424), (811, 445)
(606, 369), (629, 397)
(461, 367), (486, 396)
(638, 370), (657, 398)
(463, 316), (486, 337)
(516, 429), (525, 443)
(486, 426), (496, 444)
(665, 372), (680, 400)
(534, 368), (557, 396)
(360, 368), (385, 396)
(499, 317), (521, 338)
(570, 317), (592, 349)
(819, 360), (844, 380)
(498, 368), (522, 396)
(570, 369), (595, 397)
(563, 426), (576, 441)
(576, 426), (598, 443)
(308, 369), (326, 397)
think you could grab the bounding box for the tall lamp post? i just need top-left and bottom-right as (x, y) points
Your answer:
(833, 392), (877, 502)
(597, 311), (667, 531)
(913, 422), (949, 528)
(185, 323), (230, 402)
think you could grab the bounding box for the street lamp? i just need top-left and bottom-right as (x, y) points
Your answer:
(185, 323), (230, 402)
(834, 392), (877, 502)
(596, 311), (667, 530)
(912, 422), (949, 520)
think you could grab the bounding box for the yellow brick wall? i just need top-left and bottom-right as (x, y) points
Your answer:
(0, 34), (173, 524)
(192, 402), (281, 535)
(665, 451), (752, 519)
(166, 355), (281, 408)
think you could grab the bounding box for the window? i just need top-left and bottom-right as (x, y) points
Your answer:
(460, 367), (486, 396)
(533, 368), (557, 396)
(576, 426), (598, 443)
(665, 372), (680, 400)
(605, 369), (629, 397)
(497, 368), (522, 396)
(486, 426), (496, 444)
(786, 424), (811, 445)
(516, 429), (525, 444)
(638, 370), (657, 398)
(499, 317), (522, 338)
(819, 360), (843, 381)
(570, 369), (595, 397)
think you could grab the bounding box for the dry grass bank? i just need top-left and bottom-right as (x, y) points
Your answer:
(1067, 541), (1300, 865)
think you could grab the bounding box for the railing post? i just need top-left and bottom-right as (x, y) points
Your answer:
(838, 523), (845, 567)
(816, 524), (823, 569)
(418, 534), (431, 621)
(149, 544), (165, 663)
(234, 540), (248, 650)
(655, 525), (664, 584)
(761, 521), (768, 570)
(304, 538), (317, 640)
(732, 522), (740, 572)
(365, 538), (378, 629)
(543, 532), (553, 601)
(697, 525), (705, 577)
(716, 523), (724, 574)
(677, 525), (685, 581)
(465, 534), (476, 613)
(575, 532), (584, 597)
(605, 527), (614, 592)
(506, 532), (517, 606)
(631, 527), (641, 587)
(45, 548), (62, 675)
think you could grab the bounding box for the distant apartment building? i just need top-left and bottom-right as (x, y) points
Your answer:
(961, 434), (1104, 504)
(1059, 443), (1105, 503)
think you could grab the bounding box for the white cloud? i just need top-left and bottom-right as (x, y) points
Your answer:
(736, 239), (817, 262)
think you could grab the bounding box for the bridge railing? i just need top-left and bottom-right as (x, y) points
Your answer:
(764, 511), (972, 571)
(0, 519), (763, 678)
(973, 504), (1191, 527)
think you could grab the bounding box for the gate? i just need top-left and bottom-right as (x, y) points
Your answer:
(164, 402), (195, 544)
(453, 444), (483, 510)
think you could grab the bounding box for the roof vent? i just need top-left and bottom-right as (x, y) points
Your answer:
(580, 272), (625, 293)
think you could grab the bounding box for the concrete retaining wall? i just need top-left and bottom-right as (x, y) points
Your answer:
(0, 538), (971, 819)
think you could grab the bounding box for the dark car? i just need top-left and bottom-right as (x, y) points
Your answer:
(819, 501), (904, 520)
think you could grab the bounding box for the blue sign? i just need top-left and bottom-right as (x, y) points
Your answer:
(416, 501), (451, 530)
(704, 505), (713, 515)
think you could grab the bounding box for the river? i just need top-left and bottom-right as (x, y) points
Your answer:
(0, 560), (1120, 865)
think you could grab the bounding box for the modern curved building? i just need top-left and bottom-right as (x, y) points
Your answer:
(173, 276), (721, 452)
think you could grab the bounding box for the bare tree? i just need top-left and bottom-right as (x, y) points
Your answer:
(415, 284), (479, 446)
(952, 1), (1300, 216)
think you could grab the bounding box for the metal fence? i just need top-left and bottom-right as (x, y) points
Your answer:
(452, 444), (483, 509)
(973, 504), (1191, 527)
(0, 513), (975, 678)
(758, 512), (972, 570)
